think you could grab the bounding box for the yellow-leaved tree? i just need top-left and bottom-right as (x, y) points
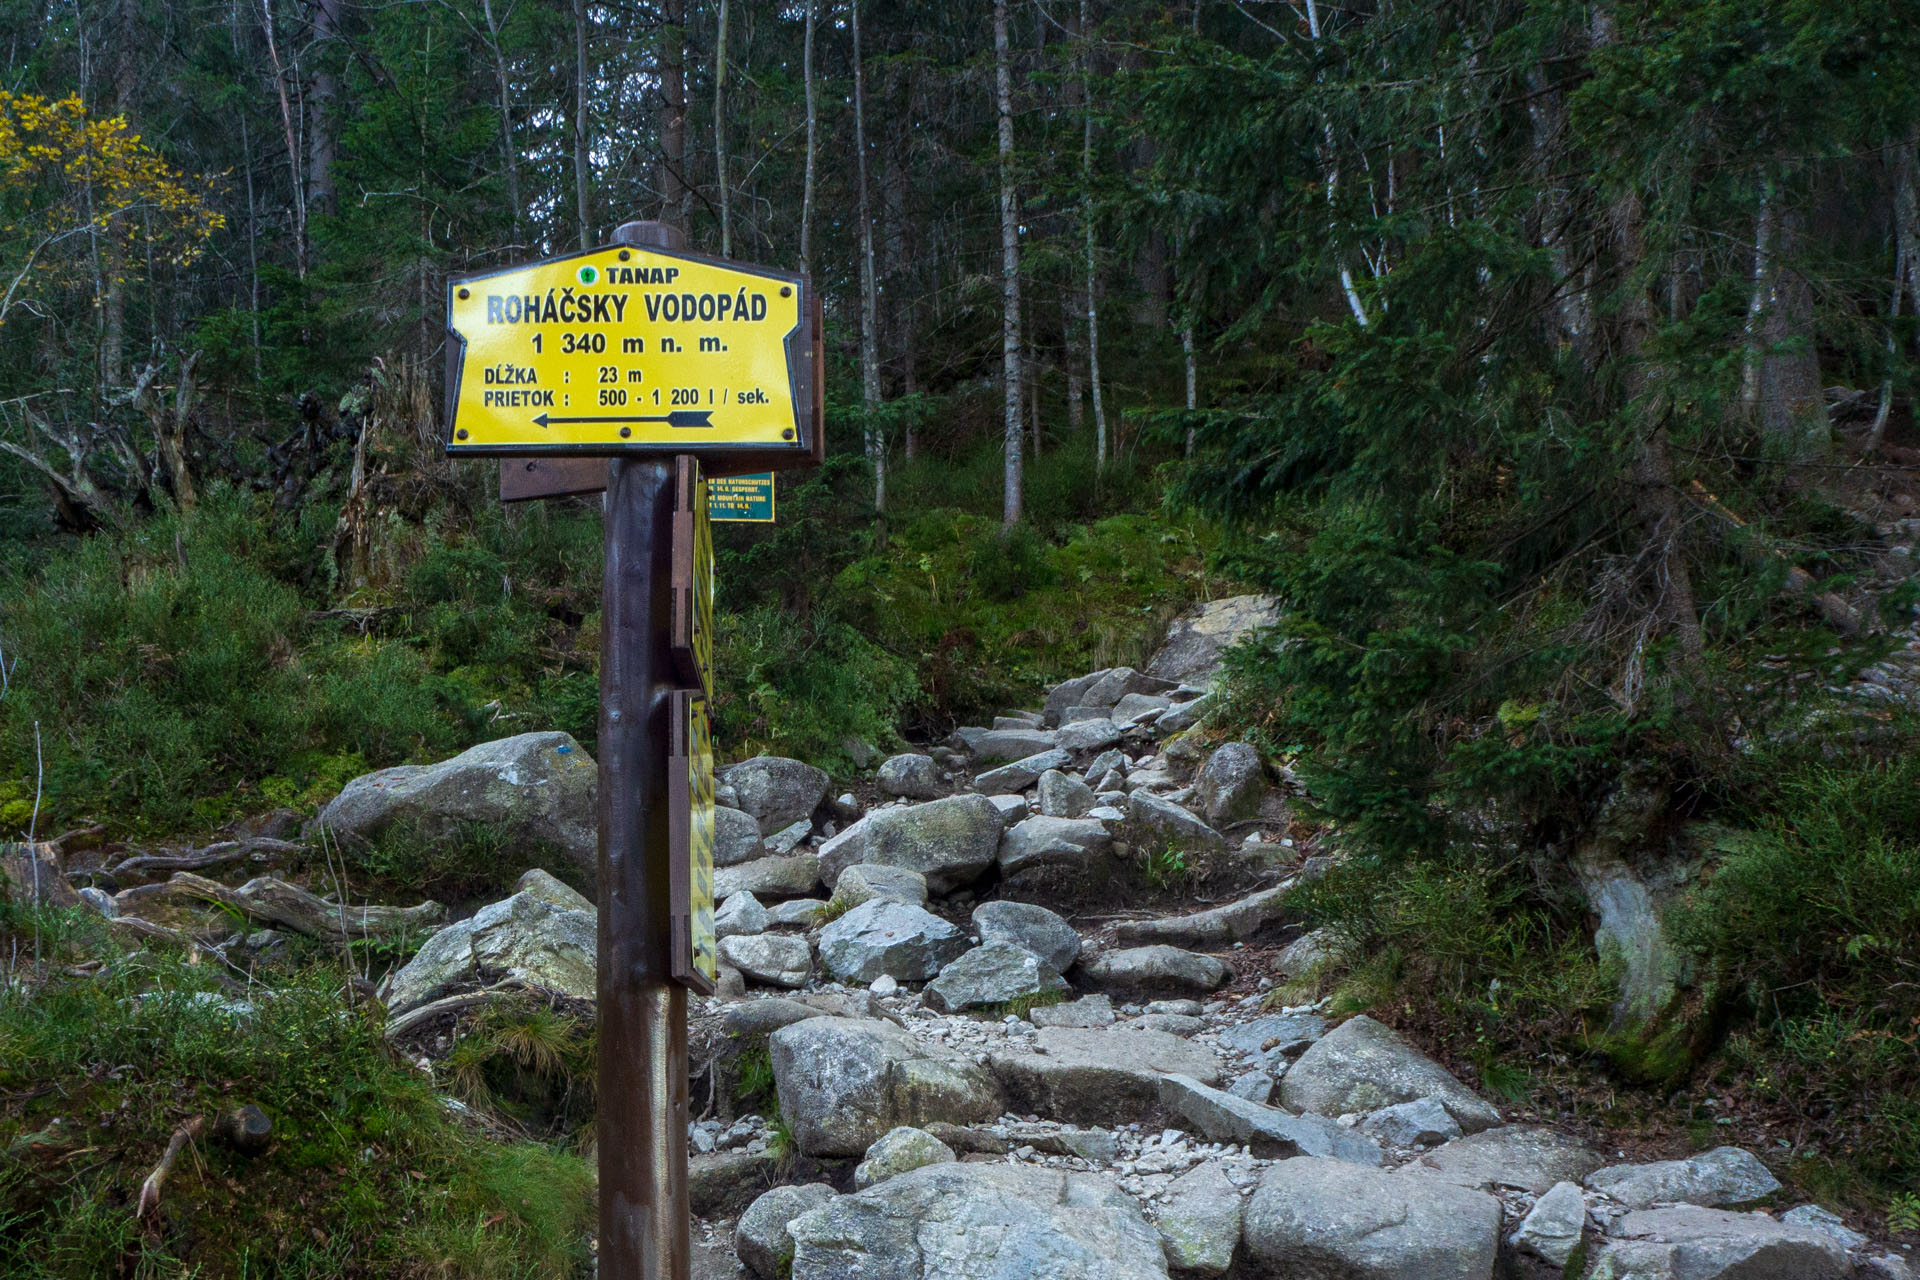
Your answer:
(0, 92), (223, 524)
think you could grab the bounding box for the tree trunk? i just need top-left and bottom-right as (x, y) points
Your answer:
(573, 0), (592, 248)
(1754, 198), (1828, 459)
(480, 0), (524, 246)
(1305, 0), (1368, 327)
(658, 0), (687, 223)
(714, 0), (731, 257)
(308, 0), (340, 221)
(799, 0), (818, 273)
(1739, 180), (1775, 412)
(1895, 133), (1920, 340)
(258, 0), (306, 279)
(1080, 0), (1107, 468)
(996, 0), (1023, 526)
(852, 0), (883, 511)
(1182, 324), (1197, 455)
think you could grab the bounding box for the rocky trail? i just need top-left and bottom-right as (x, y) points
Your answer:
(19, 595), (1912, 1280)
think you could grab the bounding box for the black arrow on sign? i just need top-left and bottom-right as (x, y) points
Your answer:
(532, 410), (714, 429)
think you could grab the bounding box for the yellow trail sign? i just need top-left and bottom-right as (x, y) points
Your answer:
(445, 243), (814, 458)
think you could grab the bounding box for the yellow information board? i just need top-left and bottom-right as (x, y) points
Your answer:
(445, 244), (812, 457)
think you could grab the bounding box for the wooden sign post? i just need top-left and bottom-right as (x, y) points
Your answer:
(445, 219), (821, 1280)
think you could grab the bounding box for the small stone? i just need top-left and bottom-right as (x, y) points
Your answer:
(870, 974), (899, 997)
(714, 892), (771, 939)
(1510, 1180), (1587, 1267)
(853, 1125), (957, 1189)
(1359, 1097), (1461, 1149)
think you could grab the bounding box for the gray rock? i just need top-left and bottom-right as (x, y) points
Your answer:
(994, 713), (1042, 730)
(852, 1126), (956, 1189)
(971, 900), (1081, 973)
(1155, 1162), (1242, 1277)
(736, 1183), (838, 1279)
(817, 898), (968, 984)
(1358, 1098), (1460, 1148)
(722, 997), (822, 1039)
(974, 748), (1073, 793)
(1044, 671), (1112, 728)
(1060, 704), (1111, 724)
(1087, 804), (1127, 823)
(379, 889), (594, 1016)
(1037, 769), (1096, 819)
(988, 1026), (1220, 1125)
(319, 732), (598, 886)
(1218, 1012), (1329, 1066)
(923, 941), (1068, 1013)
(787, 1162), (1169, 1280)
(1081, 666), (1178, 710)
(1086, 748), (1129, 780)
(1078, 945), (1228, 996)
(1145, 998), (1204, 1016)
(513, 867), (592, 914)
(1586, 1146), (1782, 1209)
(1153, 695), (1213, 737)
(1114, 883), (1296, 948)
(1243, 1156), (1501, 1280)
(1146, 595), (1283, 686)
(831, 863), (929, 908)
(1866, 1257), (1918, 1280)
(998, 816), (1114, 878)
(77, 886), (116, 918)
(831, 792), (863, 823)
(876, 753), (945, 800)
(1778, 1205), (1867, 1252)
(1192, 742), (1268, 825)
(724, 756), (832, 835)
(1399, 1126), (1603, 1195)
(766, 818), (814, 856)
(1158, 1075), (1384, 1164)
(1126, 1013), (1206, 1036)
(715, 892), (771, 939)
(1111, 692), (1174, 723)
(1056, 718), (1126, 753)
(1585, 1205), (1850, 1280)
(985, 794), (1030, 825)
(1030, 994), (1115, 1029)
(718, 933), (814, 988)
(767, 898), (828, 926)
(714, 805), (768, 867)
(818, 793), (1004, 893)
(971, 729), (1060, 762)
(770, 1017), (1002, 1157)
(1228, 1071), (1275, 1103)
(715, 854), (822, 900)
(1124, 792), (1227, 856)
(1510, 1181), (1586, 1268)
(1273, 927), (1340, 980)
(1280, 1015), (1502, 1134)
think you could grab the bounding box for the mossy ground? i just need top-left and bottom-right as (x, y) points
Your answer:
(0, 906), (594, 1279)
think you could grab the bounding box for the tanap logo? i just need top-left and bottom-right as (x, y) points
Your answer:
(577, 265), (599, 285)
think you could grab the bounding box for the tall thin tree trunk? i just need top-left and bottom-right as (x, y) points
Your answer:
(1893, 133), (1920, 349)
(1182, 324), (1197, 455)
(852, 0), (883, 511)
(308, 0), (339, 221)
(1754, 198), (1828, 459)
(257, 0), (306, 278)
(658, 0), (687, 223)
(1305, 0), (1367, 326)
(1080, 0), (1107, 468)
(996, 0), (1023, 525)
(480, 0), (523, 246)
(714, 0), (731, 256)
(1740, 180), (1775, 412)
(573, 0), (591, 247)
(799, 0), (818, 273)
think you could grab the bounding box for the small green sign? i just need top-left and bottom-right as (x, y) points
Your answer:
(708, 473), (775, 523)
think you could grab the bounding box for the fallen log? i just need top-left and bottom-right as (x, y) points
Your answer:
(109, 837), (304, 879)
(137, 1116), (205, 1222)
(162, 872), (444, 941)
